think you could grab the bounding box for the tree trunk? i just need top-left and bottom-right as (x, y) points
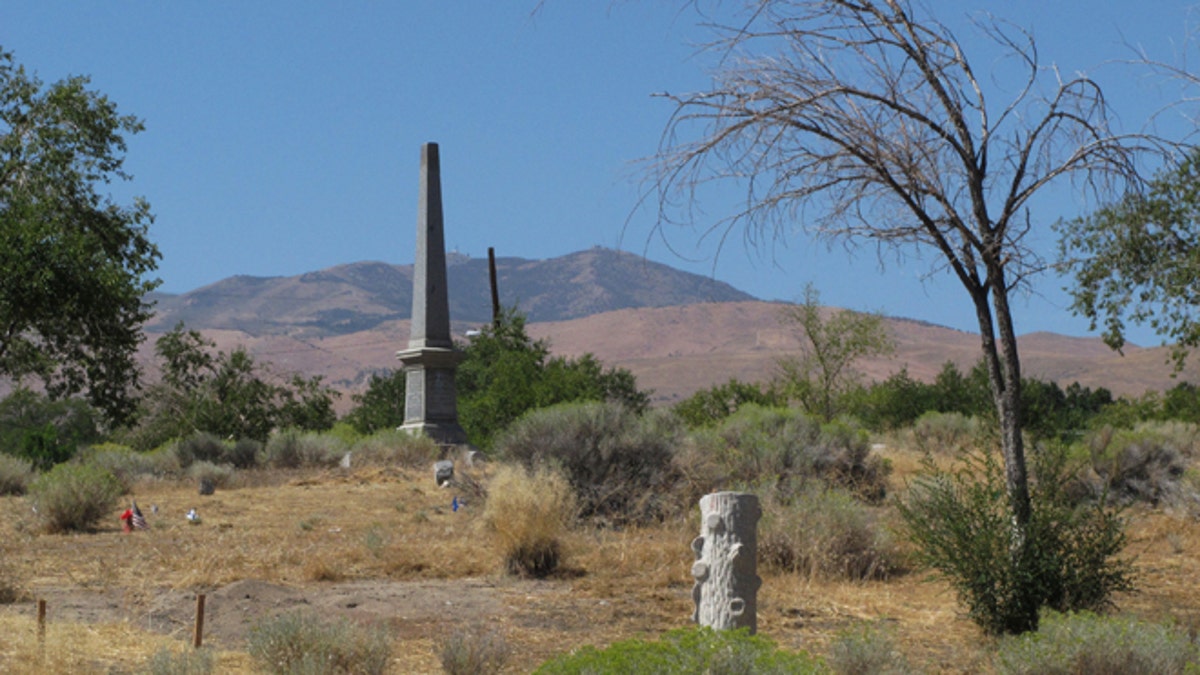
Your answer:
(691, 492), (761, 633)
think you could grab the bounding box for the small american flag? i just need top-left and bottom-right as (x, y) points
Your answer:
(130, 501), (149, 530)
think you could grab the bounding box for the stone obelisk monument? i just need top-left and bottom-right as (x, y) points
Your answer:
(397, 143), (468, 446)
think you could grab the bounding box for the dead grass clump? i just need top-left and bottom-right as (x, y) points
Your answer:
(247, 611), (392, 675)
(0, 453), (33, 496)
(438, 624), (511, 675)
(482, 465), (575, 578)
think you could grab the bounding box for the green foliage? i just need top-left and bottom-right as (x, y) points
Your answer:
(1059, 148), (1200, 372)
(29, 462), (123, 533)
(759, 486), (899, 581)
(712, 405), (890, 503)
(187, 461), (233, 490)
(456, 308), (650, 448)
(264, 428), (347, 469)
(910, 411), (980, 455)
(143, 647), (215, 675)
(533, 627), (825, 675)
(776, 284), (895, 423)
(0, 48), (160, 424)
(493, 401), (678, 524)
(344, 370), (406, 435)
(77, 443), (157, 491)
(993, 610), (1198, 675)
(247, 611), (393, 675)
(348, 429), (441, 469)
(898, 444), (1133, 635)
(128, 324), (340, 446)
(674, 378), (785, 428)
(0, 388), (101, 469)
(0, 452), (33, 496)
(438, 625), (511, 675)
(173, 432), (226, 469)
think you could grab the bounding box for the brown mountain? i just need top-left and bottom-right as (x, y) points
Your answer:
(146, 248), (756, 338)
(137, 246), (1197, 410)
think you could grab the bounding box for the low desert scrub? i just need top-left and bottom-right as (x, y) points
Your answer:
(910, 411), (980, 456)
(265, 428), (347, 469)
(494, 401), (679, 524)
(350, 429), (442, 468)
(247, 611), (392, 675)
(993, 610), (1198, 674)
(1085, 423), (1198, 506)
(438, 624), (511, 675)
(173, 432), (226, 469)
(533, 627), (825, 674)
(713, 405), (891, 503)
(899, 445), (1133, 634)
(77, 443), (159, 490)
(759, 486), (900, 581)
(144, 646), (216, 675)
(0, 452), (34, 495)
(187, 461), (234, 490)
(826, 623), (914, 675)
(28, 462), (123, 533)
(482, 465), (575, 578)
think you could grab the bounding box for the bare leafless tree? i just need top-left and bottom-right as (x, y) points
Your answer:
(650, 0), (1158, 530)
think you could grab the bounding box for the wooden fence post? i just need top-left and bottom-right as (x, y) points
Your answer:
(193, 594), (206, 648)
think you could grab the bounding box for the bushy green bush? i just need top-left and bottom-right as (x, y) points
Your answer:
(494, 401), (679, 524)
(713, 405), (890, 503)
(0, 453), (34, 496)
(225, 438), (262, 469)
(174, 432), (226, 469)
(910, 411), (980, 455)
(188, 461), (233, 490)
(77, 443), (157, 491)
(29, 463), (123, 533)
(898, 445), (1133, 635)
(247, 611), (392, 675)
(265, 429), (347, 469)
(993, 610), (1198, 674)
(534, 627), (825, 674)
(438, 625), (511, 675)
(759, 486), (900, 581)
(349, 429), (441, 469)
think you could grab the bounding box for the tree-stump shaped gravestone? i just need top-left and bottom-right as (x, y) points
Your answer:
(691, 491), (761, 633)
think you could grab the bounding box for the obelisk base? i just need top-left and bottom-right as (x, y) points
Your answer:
(397, 346), (468, 446)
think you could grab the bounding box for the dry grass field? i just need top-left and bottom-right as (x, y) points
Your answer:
(0, 444), (1198, 674)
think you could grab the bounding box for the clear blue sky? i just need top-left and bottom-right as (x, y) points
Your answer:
(2, 2), (1194, 345)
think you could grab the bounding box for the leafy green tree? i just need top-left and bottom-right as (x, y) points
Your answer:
(344, 371), (407, 435)
(0, 48), (160, 424)
(674, 378), (784, 428)
(776, 284), (894, 422)
(0, 388), (101, 469)
(1059, 150), (1200, 372)
(124, 324), (338, 447)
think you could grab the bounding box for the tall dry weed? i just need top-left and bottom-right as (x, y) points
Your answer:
(482, 465), (575, 577)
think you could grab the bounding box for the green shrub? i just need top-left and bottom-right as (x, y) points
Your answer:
(77, 443), (157, 491)
(350, 430), (441, 468)
(188, 461), (234, 490)
(759, 487), (899, 581)
(0, 453), (34, 496)
(713, 405), (890, 503)
(225, 438), (262, 469)
(29, 463), (123, 533)
(533, 627), (825, 674)
(174, 432), (226, 469)
(265, 429), (346, 469)
(994, 610), (1198, 674)
(826, 623), (914, 675)
(438, 625), (510, 675)
(482, 465), (575, 578)
(494, 401), (679, 524)
(898, 444), (1133, 635)
(143, 646), (215, 675)
(911, 411), (980, 455)
(247, 611), (392, 675)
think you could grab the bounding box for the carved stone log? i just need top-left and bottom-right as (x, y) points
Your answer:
(691, 491), (761, 634)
